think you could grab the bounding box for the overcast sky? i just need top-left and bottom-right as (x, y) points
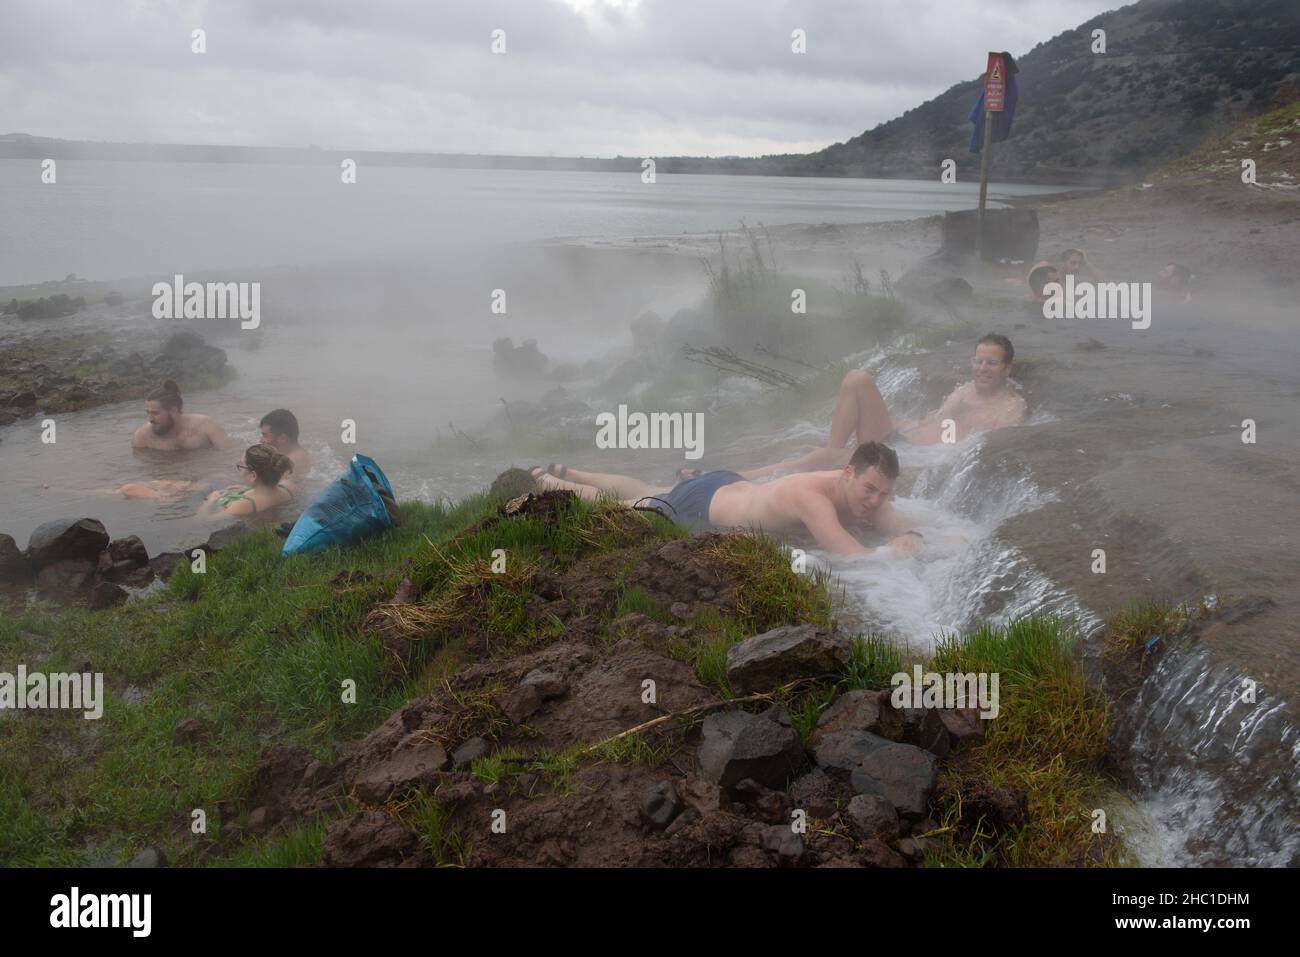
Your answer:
(0, 0), (1121, 157)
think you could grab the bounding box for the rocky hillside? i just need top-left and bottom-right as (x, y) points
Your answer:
(806, 0), (1300, 184)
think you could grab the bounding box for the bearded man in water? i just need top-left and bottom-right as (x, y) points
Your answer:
(130, 380), (229, 451)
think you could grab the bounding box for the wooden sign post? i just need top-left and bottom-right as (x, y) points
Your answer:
(975, 52), (1006, 261)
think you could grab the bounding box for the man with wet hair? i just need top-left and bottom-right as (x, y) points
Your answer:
(1061, 247), (1104, 282)
(130, 379), (229, 450)
(734, 334), (1026, 479)
(259, 408), (311, 477)
(533, 441), (923, 557)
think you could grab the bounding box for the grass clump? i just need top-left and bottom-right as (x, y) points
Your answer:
(924, 615), (1119, 868)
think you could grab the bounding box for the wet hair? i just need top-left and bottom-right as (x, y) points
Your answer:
(1028, 264), (1057, 295)
(147, 379), (182, 411)
(977, 333), (1014, 365)
(848, 441), (900, 480)
(1167, 263), (1193, 282)
(1062, 247), (1084, 260)
(260, 408), (300, 443)
(244, 443), (294, 485)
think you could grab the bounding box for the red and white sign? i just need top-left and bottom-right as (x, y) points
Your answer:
(983, 52), (1006, 112)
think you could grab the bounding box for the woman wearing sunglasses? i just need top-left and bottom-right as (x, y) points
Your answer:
(198, 444), (295, 520)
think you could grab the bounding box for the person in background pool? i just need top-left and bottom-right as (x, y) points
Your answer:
(1156, 262), (1194, 303)
(259, 409), (311, 488)
(1027, 262), (1059, 304)
(196, 444), (295, 520)
(1060, 247), (1104, 282)
(130, 380), (229, 451)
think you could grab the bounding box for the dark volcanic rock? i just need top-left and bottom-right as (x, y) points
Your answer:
(811, 729), (892, 771)
(105, 535), (149, 568)
(697, 710), (803, 792)
(758, 825), (805, 867)
(148, 551), (184, 580)
(90, 580), (128, 610)
(846, 793), (902, 841)
(725, 624), (853, 694)
(204, 523), (247, 553)
(640, 780), (684, 830)
(27, 518), (109, 567)
(900, 707), (951, 757)
(520, 669), (568, 700)
(496, 682), (545, 724)
(938, 708), (986, 748)
(0, 533), (29, 583)
(810, 689), (904, 746)
(452, 736), (490, 768)
(849, 742), (939, 821)
(787, 768), (846, 819)
(35, 559), (97, 603)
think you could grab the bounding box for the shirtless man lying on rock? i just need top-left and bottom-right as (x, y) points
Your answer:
(532, 441), (925, 558)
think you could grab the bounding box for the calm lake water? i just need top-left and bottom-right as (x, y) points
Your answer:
(0, 160), (1068, 286)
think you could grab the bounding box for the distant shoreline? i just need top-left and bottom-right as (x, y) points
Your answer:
(0, 134), (1120, 188)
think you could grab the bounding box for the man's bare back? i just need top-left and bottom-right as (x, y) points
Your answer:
(710, 469), (912, 555)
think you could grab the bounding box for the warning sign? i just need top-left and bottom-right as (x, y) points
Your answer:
(984, 52), (1006, 112)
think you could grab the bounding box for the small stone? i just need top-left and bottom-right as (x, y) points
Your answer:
(758, 825), (805, 867)
(900, 707), (950, 757)
(127, 846), (167, 868)
(452, 736), (490, 768)
(733, 778), (791, 824)
(173, 717), (207, 746)
(520, 669), (568, 700)
(725, 624), (854, 694)
(247, 807), (269, 833)
(678, 779), (729, 816)
(812, 729), (891, 771)
(663, 807), (699, 838)
(697, 710), (804, 792)
(810, 689), (904, 745)
(849, 742), (938, 821)
(640, 780), (684, 830)
(496, 682), (544, 723)
(90, 581), (128, 610)
(846, 793), (901, 841)
(938, 708), (986, 748)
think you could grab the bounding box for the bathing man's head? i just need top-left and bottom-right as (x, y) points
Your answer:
(841, 441), (900, 521)
(973, 334), (1014, 394)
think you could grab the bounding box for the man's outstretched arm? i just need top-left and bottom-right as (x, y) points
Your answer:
(797, 495), (874, 556)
